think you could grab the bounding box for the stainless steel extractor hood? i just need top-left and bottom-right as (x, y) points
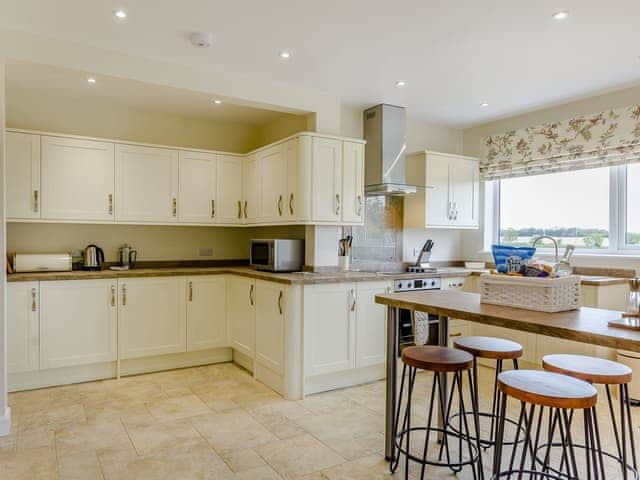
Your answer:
(363, 104), (417, 196)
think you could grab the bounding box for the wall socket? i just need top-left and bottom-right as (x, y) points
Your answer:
(198, 247), (213, 257)
(413, 247), (421, 257)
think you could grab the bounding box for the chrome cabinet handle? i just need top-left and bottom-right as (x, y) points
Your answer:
(108, 194), (113, 215)
(357, 195), (363, 216)
(237, 200), (242, 219)
(278, 195), (283, 216)
(335, 194), (341, 215)
(449, 332), (462, 338)
(350, 289), (356, 312)
(33, 190), (39, 213)
(31, 288), (37, 312)
(244, 201), (248, 219)
(188, 281), (193, 302)
(249, 284), (254, 306)
(111, 285), (116, 307)
(289, 193), (294, 215)
(172, 198), (177, 217)
(278, 290), (283, 315)
(211, 200), (215, 218)
(122, 285), (127, 306)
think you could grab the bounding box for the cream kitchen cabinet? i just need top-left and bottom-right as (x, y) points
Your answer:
(355, 281), (390, 368)
(186, 276), (227, 351)
(341, 141), (365, 223)
(6, 132), (41, 220)
(41, 136), (115, 221)
(215, 154), (243, 225)
(255, 280), (286, 375)
(115, 144), (179, 223)
(283, 138), (299, 221)
(7, 282), (39, 374)
(405, 151), (479, 229)
(310, 137), (343, 222)
(242, 154), (260, 224)
(258, 145), (287, 223)
(178, 151), (216, 224)
(118, 277), (187, 359)
(40, 279), (118, 369)
(228, 276), (256, 357)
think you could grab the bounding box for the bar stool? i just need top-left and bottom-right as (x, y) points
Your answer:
(452, 336), (523, 448)
(542, 354), (638, 480)
(392, 346), (484, 480)
(493, 370), (600, 479)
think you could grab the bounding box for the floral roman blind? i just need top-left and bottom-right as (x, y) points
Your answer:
(481, 104), (640, 181)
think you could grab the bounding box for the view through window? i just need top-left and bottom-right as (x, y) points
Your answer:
(499, 167), (610, 250)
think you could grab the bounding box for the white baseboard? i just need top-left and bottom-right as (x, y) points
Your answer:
(304, 364), (385, 396)
(0, 407), (11, 437)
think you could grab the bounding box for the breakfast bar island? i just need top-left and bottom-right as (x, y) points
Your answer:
(375, 289), (640, 464)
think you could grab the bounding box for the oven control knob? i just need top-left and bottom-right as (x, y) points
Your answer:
(397, 283), (403, 289)
(431, 280), (436, 287)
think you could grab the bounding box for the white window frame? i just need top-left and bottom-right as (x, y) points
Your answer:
(493, 164), (640, 255)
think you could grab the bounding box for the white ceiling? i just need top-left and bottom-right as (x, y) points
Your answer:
(6, 61), (300, 126)
(2, 0), (639, 127)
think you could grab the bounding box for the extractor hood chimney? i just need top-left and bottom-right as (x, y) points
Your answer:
(363, 104), (417, 196)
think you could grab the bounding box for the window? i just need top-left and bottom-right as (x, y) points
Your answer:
(495, 164), (640, 254)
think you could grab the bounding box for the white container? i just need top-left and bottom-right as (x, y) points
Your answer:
(480, 273), (581, 312)
(338, 256), (350, 272)
(13, 253), (72, 273)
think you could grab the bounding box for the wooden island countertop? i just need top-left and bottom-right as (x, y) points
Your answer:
(375, 290), (640, 353)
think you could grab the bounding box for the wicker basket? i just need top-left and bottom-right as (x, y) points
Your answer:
(480, 274), (581, 312)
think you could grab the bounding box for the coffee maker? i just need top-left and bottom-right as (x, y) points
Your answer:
(118, 244), (137, 269)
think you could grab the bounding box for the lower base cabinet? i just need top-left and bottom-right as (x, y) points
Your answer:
(355, 281), (389, 368)
(228, 276), (256, 357)
(186, 276), (227, 352)
(7, 282), (39, 374)
(119, 277), (187, 360)
(40, 279), (118, 369)
(255, 280), (286, 375)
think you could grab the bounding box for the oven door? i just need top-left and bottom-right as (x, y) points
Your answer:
(250, 240), (273, 270)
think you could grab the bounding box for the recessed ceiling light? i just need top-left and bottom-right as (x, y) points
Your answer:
(87, 77), (97, 84)
(279, 51), (291, 60)
(213, 99), (222, 105)
(395, 81), (406, 88)
(552, 11), (569, 20)
(113, 9), (127, 20)
(190, 32), (214, 48)
(480, 102), (489, 107)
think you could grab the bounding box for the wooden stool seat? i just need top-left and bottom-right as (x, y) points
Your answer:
(543, 354), (633, 385)
(498, 370), (598, 410)
(454, 336), (523, 360)
(401, 346), (473, 372)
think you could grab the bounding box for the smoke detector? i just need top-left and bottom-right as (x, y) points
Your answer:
(190, 32), (214, 48)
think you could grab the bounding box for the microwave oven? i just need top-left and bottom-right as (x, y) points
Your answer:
(250, 239), (305, 272)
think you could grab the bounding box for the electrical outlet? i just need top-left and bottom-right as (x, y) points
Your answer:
(413, 247), (421, 257)
(198, 247), (213, 257)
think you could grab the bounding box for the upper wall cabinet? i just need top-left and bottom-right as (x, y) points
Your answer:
(178, 151), (216, 224)
(41, 136), (115, 222)
(6, 132), (41, 220)
(215, 154), (243, 225)
(310, 137), (343, 223)
(404, 151), (479, 229)
(341, 141), (365, 223)
(258, 144), (286, 223)
(116, 144), (179, 223)
(243, 154), (260, 224)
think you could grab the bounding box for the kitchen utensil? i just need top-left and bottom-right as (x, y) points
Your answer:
(118, 244), (137, 269)
(415, 239), (433, 267)
(623, 278), (640, 319)
(82, 244), (104, 271)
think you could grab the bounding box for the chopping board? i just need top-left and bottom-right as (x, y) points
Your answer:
(608, 317), (640, 331)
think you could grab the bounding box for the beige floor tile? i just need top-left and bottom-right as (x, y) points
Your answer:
(83, 400), (155, 427)
(249, 400), (312, 439)
(55, 419), (134, 456)
(0, 431), (17, 453)
(256, 434), (345, 479)
(195, 393), (241, 413)
(0, 445), (58, 480)
(235, 465), (284, 480)
(318, 454), (393, 479)
(58, 450), (104, 480)
(16, 403), (86, 433)
(16, 427), (55, 450)
(220, 447), (267, 472)
(146, 394), (211, 421)
(125, 418), (203, 456)
(191, 410), (277, 454)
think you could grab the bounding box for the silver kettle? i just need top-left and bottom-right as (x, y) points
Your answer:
(83, 244), (105, 271)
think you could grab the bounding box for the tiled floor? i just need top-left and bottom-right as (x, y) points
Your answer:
(1, 362), (638, 479)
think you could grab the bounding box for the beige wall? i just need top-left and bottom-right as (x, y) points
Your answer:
(254, 113), (309, 147)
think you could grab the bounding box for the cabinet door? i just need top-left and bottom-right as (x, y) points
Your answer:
(40, 279), (117, 369)
(451, 157), (479, 227)
(41, 136), (115, 221)
(187, 276), (227, 351)
(227, 276), (256, 357)
(119, 277), (186, 359)
(259, 146), (286, 222)
(311, 137), (342, 222)
(215, 154), (243, 224)
(255, 281), (285, 375)
(341, 141), (365, 223)
(116, 144), (179, 223)
(284, 138), (298, 221)
(304, 283), (355, 375)
(355, 282), (390, 368)
(243, 154), (260, 223)
(425, 154), (451, 227)
(179, 151), (216, 224)
(6, 132), (41, 219)
(7, 282), (39, 373)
